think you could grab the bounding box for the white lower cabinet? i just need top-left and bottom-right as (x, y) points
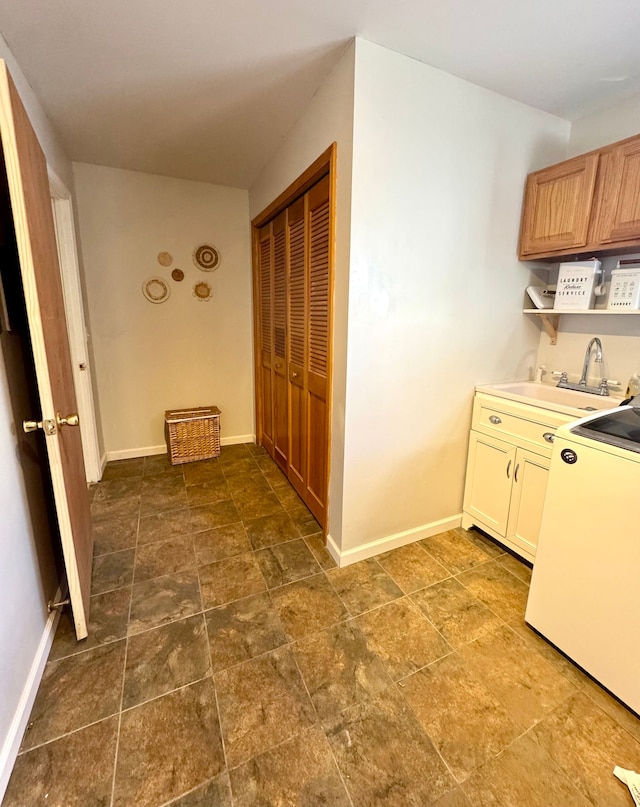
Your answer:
(462, 392), (571, 563)
(505, 447), (550, 557)
(463, 433), (515, 537)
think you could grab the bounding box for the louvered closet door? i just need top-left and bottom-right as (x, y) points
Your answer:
(258, 224), (274, 453)
(305, 175), (330, 522)
(272, 211), (288, 470)
(287, 197), (306, 496)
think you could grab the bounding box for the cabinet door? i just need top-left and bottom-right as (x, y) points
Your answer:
(519, 153), (599, 257)
(463, 432), (515, 537)
(272, 211), (288, 469)
(257, 224), (274, 454)
(506, 448), (549, 557)
(596, 136), (640, 244)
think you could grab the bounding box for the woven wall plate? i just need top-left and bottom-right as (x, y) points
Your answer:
(171, 268), (185, 282)
(193, 244), (220, 272)
(193, 281), (212, 302)
(157, 251), (173, 267)
(142, 277), (171, 304)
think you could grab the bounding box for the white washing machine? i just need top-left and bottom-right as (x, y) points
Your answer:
(525, 405), (640, 715)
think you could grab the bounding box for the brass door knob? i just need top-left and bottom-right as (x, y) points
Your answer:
(23, 418), (56, 435)
(56, 412), (79, 428)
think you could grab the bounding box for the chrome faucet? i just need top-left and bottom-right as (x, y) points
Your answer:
(556, 336), (610, 396)
(579, 337), (603, 386)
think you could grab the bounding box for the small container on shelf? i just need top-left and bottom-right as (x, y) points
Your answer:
(607, 263), (640, 310)
(554, 259), (602, 311)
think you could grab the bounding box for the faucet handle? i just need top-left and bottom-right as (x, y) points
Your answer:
(598, 379), (621, 395)
(553, 370), (569, 385)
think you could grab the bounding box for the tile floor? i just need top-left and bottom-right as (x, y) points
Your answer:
(4, 443), (640, 806)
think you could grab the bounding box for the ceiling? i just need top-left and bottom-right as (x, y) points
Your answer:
(1, 0), (640, 189)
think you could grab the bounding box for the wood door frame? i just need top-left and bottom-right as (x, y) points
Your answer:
(251, 143), (336, 528)
(48, 168), (102, 483)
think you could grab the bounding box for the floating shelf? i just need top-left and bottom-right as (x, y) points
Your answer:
(523, 308), (640, 345)
(523, 309), (640, 315)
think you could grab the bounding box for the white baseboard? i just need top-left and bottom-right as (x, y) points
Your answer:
(221, 434), (256, 447)
(99, 452), (108, 474)
(106, 445), (167, 462)
(104, 435), (257, 463)
(0, 596), (61, 800)
(326, 514), (463, 568)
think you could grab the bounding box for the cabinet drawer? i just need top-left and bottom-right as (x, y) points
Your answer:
(476, 405), (558, 453)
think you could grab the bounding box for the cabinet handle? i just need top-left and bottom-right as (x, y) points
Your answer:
(506, 459), (512, 479)
(543, 432), (555, 443)
(514, 463), (520, 483)
(489, 415), (502, 425)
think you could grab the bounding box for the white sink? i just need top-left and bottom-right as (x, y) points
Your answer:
(476, 381), (622, 417)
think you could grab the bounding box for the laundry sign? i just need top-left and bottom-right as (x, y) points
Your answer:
(554, 260), (602, 310)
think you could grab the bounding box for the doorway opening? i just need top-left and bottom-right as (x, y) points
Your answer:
(49, 169), (102, 484)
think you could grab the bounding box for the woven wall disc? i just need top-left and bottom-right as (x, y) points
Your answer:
(142, 277), (170, 304)
(193, 244), (220, 272)
(171, 268), (185, 282)
(157, 251), (173, 267)
(193, 281), (212, 301)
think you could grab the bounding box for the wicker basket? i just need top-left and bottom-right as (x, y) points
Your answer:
(164, 406), (221, 465)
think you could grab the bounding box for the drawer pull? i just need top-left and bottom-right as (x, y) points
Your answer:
(506, 459), (512, 479)
(489, 415), (502, 425)
(543, 432), (555, 443)
(514, 463), (520, 483)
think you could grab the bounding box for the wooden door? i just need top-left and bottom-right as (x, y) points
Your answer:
(304, 176), (330, 523)
(506, 448), (549, 558)
(518, 153), (599, 258)
(257, 224), (274, 454)
(286, 197), (307, 497)
(272, 212), (288, 470)
(0, 62), (92, 638)
(252, 145), (335, 531)
(596, 135), (640, 244)
(463, 432), (515, 537)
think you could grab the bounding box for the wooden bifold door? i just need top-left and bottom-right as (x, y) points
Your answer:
(253, 149), (334, 528)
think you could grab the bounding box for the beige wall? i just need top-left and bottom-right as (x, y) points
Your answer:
(249, 42), (355, 545)
(74, 163), (254, 459)
(335, 40), (570, 561)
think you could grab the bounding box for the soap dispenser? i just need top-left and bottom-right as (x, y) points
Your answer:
(626, 372), (640, 398)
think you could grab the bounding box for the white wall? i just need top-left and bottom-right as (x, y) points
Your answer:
(532, 94), (640, 396)
(336, 40), (570, 558)
(0, 36), (72, 797)
(568, 92), (640, 157)
(249, 43), (355, 543)
(74, 164), (254, 458)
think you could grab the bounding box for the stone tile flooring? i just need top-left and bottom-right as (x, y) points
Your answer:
(4, 443), (640, 806)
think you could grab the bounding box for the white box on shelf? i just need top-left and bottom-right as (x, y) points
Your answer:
(554, 260), (602, 310)
(607, 267), (640, 310)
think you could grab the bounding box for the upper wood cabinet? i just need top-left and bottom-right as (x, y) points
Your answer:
(519, 154), (599, 257)
(596, 138), (640, 244)
(518, 133), (640, 260)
